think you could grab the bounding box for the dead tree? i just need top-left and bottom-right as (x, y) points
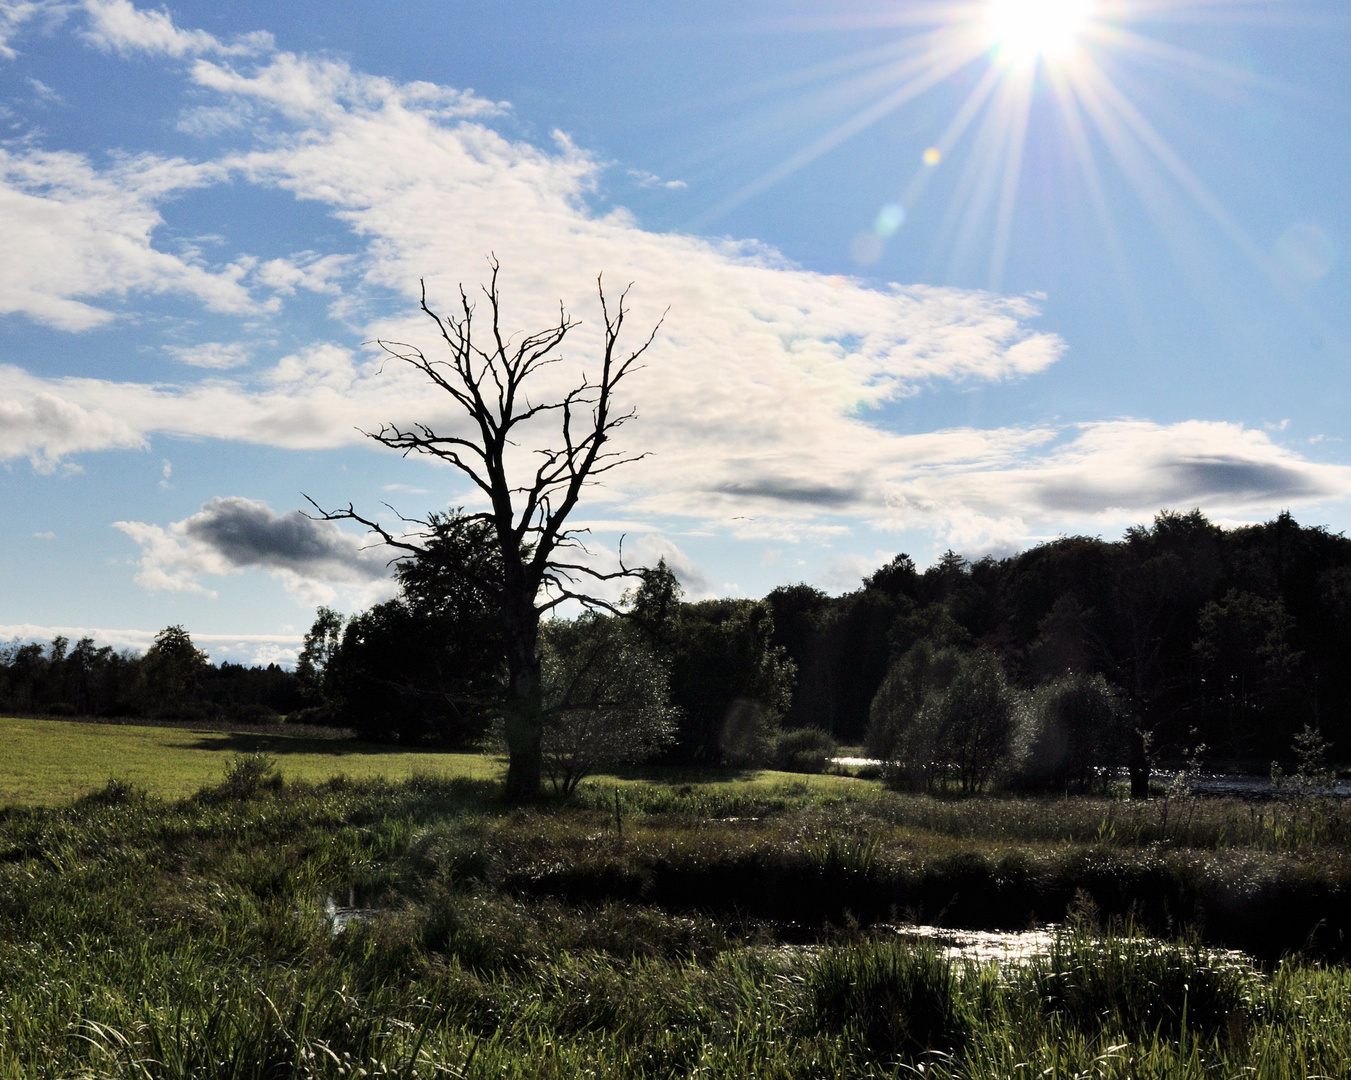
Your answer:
(312, 259), (663, 802)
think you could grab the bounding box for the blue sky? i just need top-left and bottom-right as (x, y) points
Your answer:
(1, 0), (1348, 664)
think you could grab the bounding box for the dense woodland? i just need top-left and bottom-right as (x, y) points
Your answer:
(5, 510), (1350, 786)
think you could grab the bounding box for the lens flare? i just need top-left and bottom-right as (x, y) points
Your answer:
(874, 203), (906, 237)
(986, 0), (1092, 66)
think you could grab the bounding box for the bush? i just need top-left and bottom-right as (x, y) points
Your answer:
(536, 614), (679, 796)
(209, 753), (283, 801)
(772, 727), (837, 773)
(865, 642), (964, 761)
(717, 698), (778, 767)
(42, 701), (78, 717)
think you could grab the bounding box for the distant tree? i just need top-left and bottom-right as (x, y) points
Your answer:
(865, 640), (965, 763)
(535, 613), (678, 795)
(312, 260), (664, 801)
(659, 596), (795, 765)
(141, 626), (209, 717)
(320, 512), (508, 744)
(297, 606), (345, 704)
(1011, 672), (1132, 792)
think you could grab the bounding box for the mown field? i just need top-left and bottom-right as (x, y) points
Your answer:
(0, 717), (502, 804)
(3, 719), (1351, 1077)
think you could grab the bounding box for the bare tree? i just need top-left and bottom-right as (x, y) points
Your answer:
(311, 259), (663, 801)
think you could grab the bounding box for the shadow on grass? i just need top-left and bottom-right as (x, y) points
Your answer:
(182, 730), (492, 759)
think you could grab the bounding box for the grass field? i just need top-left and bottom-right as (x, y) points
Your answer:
(0, 716), (503, 804)
(2, 768), (1351, 1078)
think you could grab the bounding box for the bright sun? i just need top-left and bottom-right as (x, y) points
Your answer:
(985, 0), (1093, 66)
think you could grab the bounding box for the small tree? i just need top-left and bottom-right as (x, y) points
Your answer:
(886, 649), (1017, 792)
(1011, 672), (1132, 792)
(313, 260), (664, 801)
(536, 613), (678, 795)
(865, 640), (965, 762)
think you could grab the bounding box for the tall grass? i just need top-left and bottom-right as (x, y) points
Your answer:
(2, 769), (1351, 1076)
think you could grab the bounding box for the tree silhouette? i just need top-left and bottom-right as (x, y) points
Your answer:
(311, 259), (663, 801)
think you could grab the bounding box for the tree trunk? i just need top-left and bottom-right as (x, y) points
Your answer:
(504, 720), (543, 803)
(502, 616), (544, 803)
(1129, 726), (1151, 799)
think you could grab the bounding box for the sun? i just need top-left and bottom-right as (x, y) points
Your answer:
(985, 0), (1093, 67)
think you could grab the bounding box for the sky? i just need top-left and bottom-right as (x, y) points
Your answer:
(0, 0), (1348, 665)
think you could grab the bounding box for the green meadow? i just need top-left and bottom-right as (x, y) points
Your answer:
(0, 717), (502, 805)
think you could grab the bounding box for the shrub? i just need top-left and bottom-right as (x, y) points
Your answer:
(537, 614), (679, 795)
(865, 642), (964, 762)
(210, 753), (283, 801)
(717, 698), (778, 767)
(772, 727), (838, 773)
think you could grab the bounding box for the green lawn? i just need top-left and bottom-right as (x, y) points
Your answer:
(0, 716), (503, 805)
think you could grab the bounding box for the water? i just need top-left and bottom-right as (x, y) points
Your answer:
(323, 889), (383, 936)
(831, 759), (1351, 799)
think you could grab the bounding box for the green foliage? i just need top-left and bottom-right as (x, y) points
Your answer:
(646, 588), (795, 765)
(140, 625), (210, 717)
(810, 942), (973, 1059)
(771, 726), (838, 773)
(322, 512), (507, 745)
(882, 648), (1019, 792)
(1012, 672), (1133, 792)
(210, 753), (284, 801)
(536, 614), (678, 795)
(865, 640), (965, 762)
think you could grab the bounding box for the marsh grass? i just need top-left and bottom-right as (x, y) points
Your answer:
(2, 767), (1351, 1076)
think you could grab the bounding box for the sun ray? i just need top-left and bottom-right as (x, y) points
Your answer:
(988, 66), (1035, 289)
(691, 27), (990, 227)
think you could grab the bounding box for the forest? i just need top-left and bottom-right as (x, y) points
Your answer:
(4, 509), (1348, 790)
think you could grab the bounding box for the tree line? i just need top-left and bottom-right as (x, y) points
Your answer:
(0, 626), (303, 722)
(293, 507), (1349, 794)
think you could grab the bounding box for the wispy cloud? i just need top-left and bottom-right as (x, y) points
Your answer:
(166, 342), (251, 369)
(80, 0), (272, 58)
(0, 147), (261, 329)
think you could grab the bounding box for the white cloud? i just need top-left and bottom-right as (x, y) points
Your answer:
(4, 12), (1350, 560)
(80, 0), (271, 58)
(166, 341), (251, 368)
(0, 1), (50, 60)
(0, 147), (262, 329)
(113, 495), (397, 605)
(627, 168), (687, 190)
(872, 420), (1351, 549)
(256, 252), (351, 296)
(0, 386), (147, 471)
